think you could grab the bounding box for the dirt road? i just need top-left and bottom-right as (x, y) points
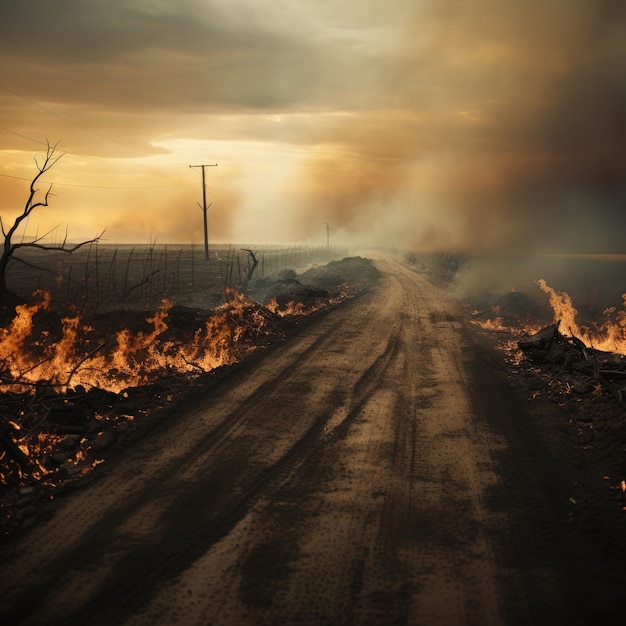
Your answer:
(0, 258), (618, 625)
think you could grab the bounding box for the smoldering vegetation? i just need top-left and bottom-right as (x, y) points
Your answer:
(249, 256), (381, 310)
(0, 245), (380, 542)
(449, 254), (626, 323)
(403, 249), (626, 354)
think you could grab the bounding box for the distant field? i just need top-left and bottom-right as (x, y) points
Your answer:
(8, 243), (346, 312)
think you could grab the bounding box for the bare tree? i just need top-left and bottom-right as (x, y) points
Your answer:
(0, 142), (103, 303)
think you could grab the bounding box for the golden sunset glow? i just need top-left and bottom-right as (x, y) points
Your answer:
(1, 0), (624, 252)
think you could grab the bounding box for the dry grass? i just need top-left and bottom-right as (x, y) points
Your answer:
(7, 243), (343, 313)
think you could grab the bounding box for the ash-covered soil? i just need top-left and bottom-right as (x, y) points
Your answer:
(508, 338), (626, 533)
(466, 307), (626, 603)
(0, 255), (624, 625)
(416, 249), (626, 612)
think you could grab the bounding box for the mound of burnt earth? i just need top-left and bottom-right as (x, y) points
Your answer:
(517, 323), (626, 412)
(299, 256), (380, 292)
(249, 256), (380, 310)
(249, 275), (330, 311)
(467, 289), (551, 330)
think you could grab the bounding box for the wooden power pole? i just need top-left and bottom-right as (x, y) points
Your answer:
(324, 222), (330, 260)
(189, 163), (217, 260)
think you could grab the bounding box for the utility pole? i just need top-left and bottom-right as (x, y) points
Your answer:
(189, 163), (217, 260)
(324, 222), (330, 260)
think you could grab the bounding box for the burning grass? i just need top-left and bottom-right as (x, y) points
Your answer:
(472, 279), (626, 356)
(0, 289), (285, 491)
(0, 256), (379, 540)
(0, 289), (281, 395)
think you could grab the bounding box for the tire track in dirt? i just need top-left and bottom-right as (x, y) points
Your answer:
(0, 257), (603, 625)
(336, 264), (504, 626)
(0, 323), (348, 623)
(118, 261), (509, 626)
(0, 276), (403, 625)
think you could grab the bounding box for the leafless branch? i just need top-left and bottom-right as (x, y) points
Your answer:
(0, 142), (104, 295)
(10, 256), (60, 277)
(122, 268), (163, 300)
(64, 342), (107, 390)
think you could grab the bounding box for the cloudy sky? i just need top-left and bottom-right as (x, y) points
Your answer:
(0, 0), (624, 252)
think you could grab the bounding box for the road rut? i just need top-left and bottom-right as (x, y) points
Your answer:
(0, 258), (596, 625)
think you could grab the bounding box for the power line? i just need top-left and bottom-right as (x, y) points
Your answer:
(0, 83), (141, 152)
(0, 87), (220, 193)
(0, 125), (47, 146)
(0, 125), (212, 173)
(0, 125), (129, 164)
(0, 125), (197, 187)
(0, 172), (194, 190)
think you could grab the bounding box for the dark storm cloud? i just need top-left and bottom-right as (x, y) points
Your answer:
(454, 0), (626, 252)
(0, 0), (386, 163)
(0, 0), (358, 113)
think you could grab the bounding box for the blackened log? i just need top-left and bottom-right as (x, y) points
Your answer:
(518, 323), (561, 352)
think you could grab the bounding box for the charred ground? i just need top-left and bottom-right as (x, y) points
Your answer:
(2, 251), (626, 593)
(0, 251), (625, 624)
(465, 287), (626, 617)
(0, 256), (380, 541)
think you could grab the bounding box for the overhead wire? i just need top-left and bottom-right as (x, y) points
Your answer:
(0, 87), (203, 190)
(0, 125), (47, 146)
(0, 83), (141, 152)
(0, 171), (194, 189)
(0, 124), (138, 165)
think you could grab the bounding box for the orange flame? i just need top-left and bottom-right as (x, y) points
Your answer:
(536, 279), (582, 338)
(266, 299), (307, 316)
(266, 292), (347, 317)
(0, 289), (288, 486)
(537, 280), (626, 355)
(0, 289), (282, 395)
